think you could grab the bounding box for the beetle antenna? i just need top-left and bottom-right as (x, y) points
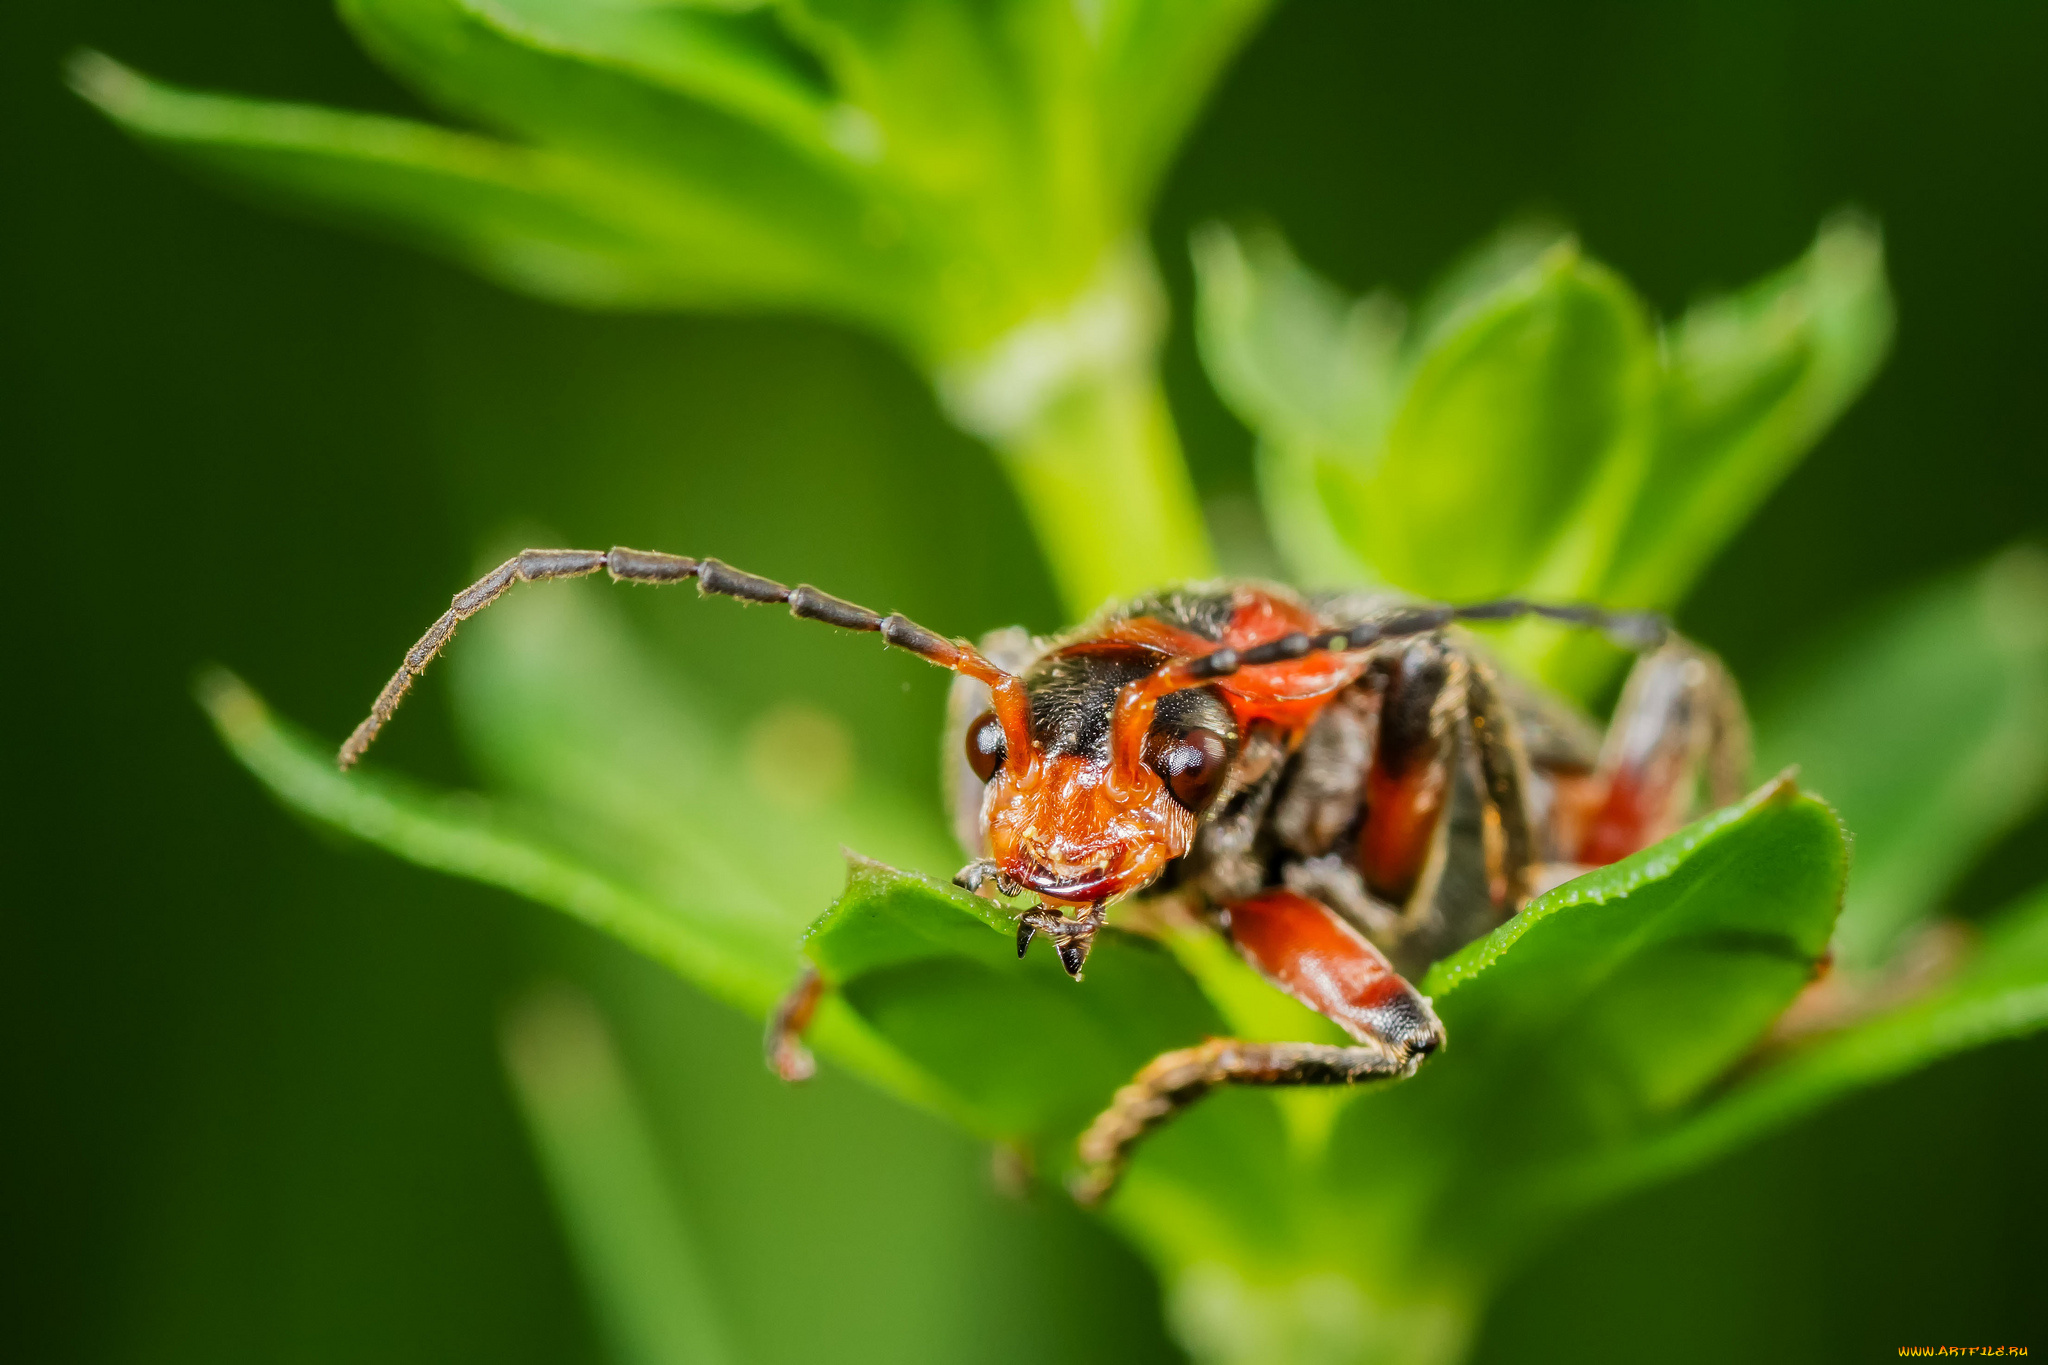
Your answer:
(1108, 597), (1668, 786)
(338, 546), (1035, 774)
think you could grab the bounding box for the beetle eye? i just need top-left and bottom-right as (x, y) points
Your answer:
(1145, 727), (1230, 813)
(965, 709), (1007, 783)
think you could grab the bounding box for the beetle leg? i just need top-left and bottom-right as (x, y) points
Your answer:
(1071, 889), (1440, 1203)
(1017, 903), (1106, 978)
(1283, 854), (1405, 943)
(1226, 889), (1444, 1054)
(1568, 640), (1751, 865)
(1354, 640), (1474, 949)
(764, 965), (826, 1083)
(953, 858), (1019, 899)
(1463, 657), (1534, 911)
(1270, 686), (1379, 858)
(1071, 1038), (1413, 1204)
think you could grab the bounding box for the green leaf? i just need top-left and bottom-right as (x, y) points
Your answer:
(197, 666), (783, 1010)
(1191, 222), (1401, 587)
(731, 777), (1832, 1323)
(79, 1), (1277, 365)
(1404, 217), (1575, 357)
(336, 0), (926, 332)
(1577, 882), (2048, 1202)
(199, 660), (968, 1120)
(1200, 224), (1663, 605)
(1604, 212), (1894, 607)
(1757, 545), (2048, 967)
(78, 2), (1249, 613)
(70, 52), (754, 309)
(1095, 780), (1844, 1286)
(1198, 216), (1891, 641)
(1351, 240), (1658, 603)
(802, 859), (1232, 1163)
(467, 0), (847, 155)
(1193, 223), (1404, 463)
(1340, 777), (1846, 1265)
(1095, 0), (1275, 211)
(1027, 777), (1852, 1365)
(503, 986), (739, 1365)
(445, 581), (954, 960)
(761, 0), (1110, 351)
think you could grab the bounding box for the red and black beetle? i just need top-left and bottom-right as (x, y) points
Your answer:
(340, 547), (1748, 1200)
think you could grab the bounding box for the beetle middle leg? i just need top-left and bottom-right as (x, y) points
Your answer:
(1073, 888), (1440, 1203)
(1464, 656), (1534, 910)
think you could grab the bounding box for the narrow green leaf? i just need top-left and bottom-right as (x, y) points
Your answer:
(774, 0), (1108, 351)
(71, 52), (738, 309)
(332, 0), (928, 328)
(79, 4), (1236, 606)
(1757, 546), (2048, 967)
(1579, 883), (2048, 1202)
(466, 0), (847, 155)
(1605, 213), (1894, 607)
(444, 579), (955, 936)
(503, 987), (739, 1365)
(199, 664), (968, 1123)
(197, 667), (782, 1010)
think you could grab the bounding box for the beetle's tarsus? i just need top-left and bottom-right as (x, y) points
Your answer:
(1072, 1037), (1423, 1206)
(765, 965), (825, 1083)
(1014, 905), (1104, 979)
(954, 858), (1003, 897)
(989, 1141), (1036, 1200)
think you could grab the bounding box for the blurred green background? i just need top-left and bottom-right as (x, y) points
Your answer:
(6, 1), (2046, 1360)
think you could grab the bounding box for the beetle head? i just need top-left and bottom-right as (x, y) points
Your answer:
(961, 645), (1238, 908)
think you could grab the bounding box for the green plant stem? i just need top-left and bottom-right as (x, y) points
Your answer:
(995, 367), (1214, 618)
(1159, 1260), (1478, 1365)
(936, 246), (1215, 618)
(503, 987), (738, 1365)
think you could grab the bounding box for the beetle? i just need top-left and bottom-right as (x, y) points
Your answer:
(339, 546), (1749, 1202)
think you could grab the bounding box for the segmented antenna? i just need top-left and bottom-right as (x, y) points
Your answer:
(338, 547), (1033, 772)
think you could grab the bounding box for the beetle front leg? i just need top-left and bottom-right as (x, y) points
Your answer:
(1017, 903), (1107, 978)
(1072, 889), (1441, 1203)
(952, 858), (1020, 899)
(764, 965), (826, 1082)
(1071, 1038), (1414, 1204)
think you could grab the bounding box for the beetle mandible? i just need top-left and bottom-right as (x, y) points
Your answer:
(339, 547), (1748, 1202)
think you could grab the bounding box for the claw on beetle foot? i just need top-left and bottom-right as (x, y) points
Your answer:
(1013, 904), (1106, 980)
